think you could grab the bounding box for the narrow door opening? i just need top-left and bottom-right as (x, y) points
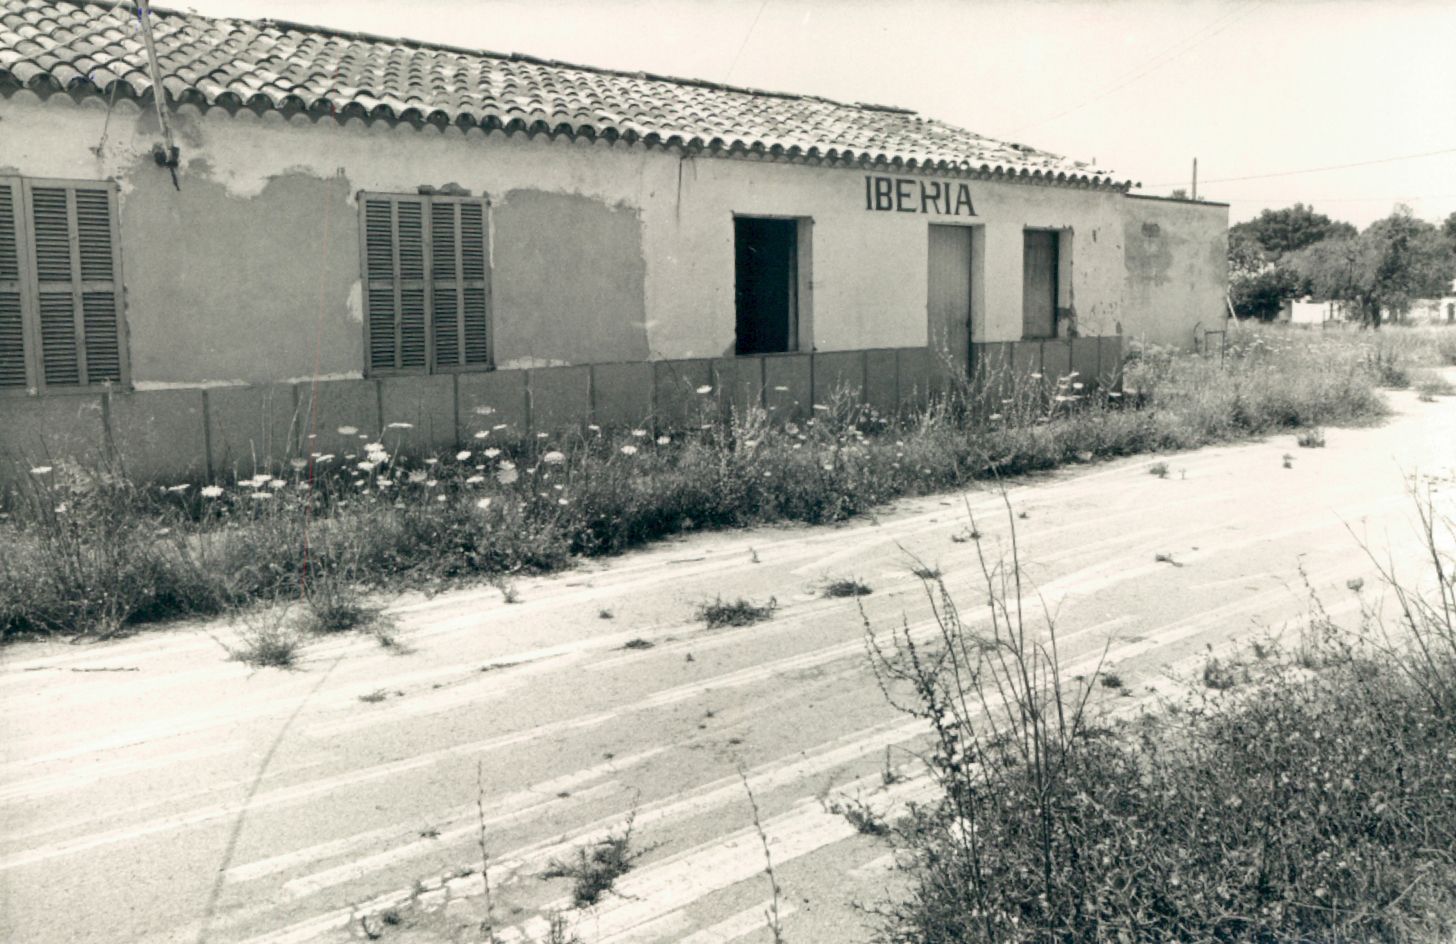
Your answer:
(734, 217), (798, 355)
(927, 224), (973, 375)
(1022, 229), (1059, 339)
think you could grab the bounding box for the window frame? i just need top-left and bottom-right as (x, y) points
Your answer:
(0, 175), (129, 397)
(357, 191), (493, 378)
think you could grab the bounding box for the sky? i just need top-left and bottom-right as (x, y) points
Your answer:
(176, 0), (1456, 230)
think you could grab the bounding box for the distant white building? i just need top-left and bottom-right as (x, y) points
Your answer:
(1280, 278), (1456, 326)
(1405, 278), (1456, 325)
(1283, 298), (1349, 325)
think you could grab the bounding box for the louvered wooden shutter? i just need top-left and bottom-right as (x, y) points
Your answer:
(361, 193), (489, 375)
(362, 194), (429, 373)
(429, 197), (490, 369)
(24, 181), (125, 388)
(0, 178), (26, 389)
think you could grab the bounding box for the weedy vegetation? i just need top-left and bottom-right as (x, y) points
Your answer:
(2, 324), (1450, 642)
(738, 768), (788, 944)
(698, 596), (778, 628)
(828, 792), (892, 837)
(224, 603), (301, 669)
(823, 577), (873, 598)
(865, 490), (1456, 943)
(1147, 461), (1170, 478)
(541, 812), (642, 908)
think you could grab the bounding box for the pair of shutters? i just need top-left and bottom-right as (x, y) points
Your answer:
(0, 178), (126, 391)
(361, 193), (490, 374)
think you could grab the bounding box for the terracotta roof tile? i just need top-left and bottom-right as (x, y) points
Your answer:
(0, 0), (1128, 189)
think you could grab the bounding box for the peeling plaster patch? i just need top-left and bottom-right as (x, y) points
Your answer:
(346, 281), (364, 324)
(499, 357), (570, 369)
(214, 165), (279, 200)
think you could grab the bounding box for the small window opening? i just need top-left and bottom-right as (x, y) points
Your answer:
(1022, 229), (1060, 340)
(734, 217), (798, 355)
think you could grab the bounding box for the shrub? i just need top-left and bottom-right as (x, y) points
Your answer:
(867, 493), (1456, 944)
(1414, 370), (1455, 401)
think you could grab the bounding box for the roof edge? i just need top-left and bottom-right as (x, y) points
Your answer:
(1125, 192), (1230, 208)
(0, 78), (1134, 192)
(79, 0), (920, 118)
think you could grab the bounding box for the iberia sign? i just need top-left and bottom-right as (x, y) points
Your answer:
(864, 175), (976, 217)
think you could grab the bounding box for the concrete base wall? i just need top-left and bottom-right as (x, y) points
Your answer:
(1, 338), (1121, 486)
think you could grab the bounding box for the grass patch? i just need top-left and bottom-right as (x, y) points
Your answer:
(698, 596), (777, 628)
(823, 577), (873, 598)
(618, 638), (654, 650)
(867, 492), (1456, 944)
(3, 324), (1446, 642)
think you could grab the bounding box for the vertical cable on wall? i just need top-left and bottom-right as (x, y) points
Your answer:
(134, 0), (180, 188)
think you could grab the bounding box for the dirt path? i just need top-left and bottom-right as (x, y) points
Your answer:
(3, 384), (1455, 944)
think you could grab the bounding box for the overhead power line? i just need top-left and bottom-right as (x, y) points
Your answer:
(724, 0), (771, 82)
(1145, 146), (1456, 188)
(1014, 0), (1266, 136)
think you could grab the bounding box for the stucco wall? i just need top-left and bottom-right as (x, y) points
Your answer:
(0, 89), (1174, 395)
(1121, 195), (1229, 350)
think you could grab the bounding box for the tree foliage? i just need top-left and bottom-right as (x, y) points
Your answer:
(1292, 206), (1456, 327)
(1231, 203), (1357, 258)
(1230, 266), (1302, 321)
(1225, 203), (1359, 320)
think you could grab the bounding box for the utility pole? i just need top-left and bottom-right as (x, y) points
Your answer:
(1191, 157), (1198, 201)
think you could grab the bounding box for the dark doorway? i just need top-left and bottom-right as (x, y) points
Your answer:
(1022, 229), (1059, 339)
(734, 217), (797, 355)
